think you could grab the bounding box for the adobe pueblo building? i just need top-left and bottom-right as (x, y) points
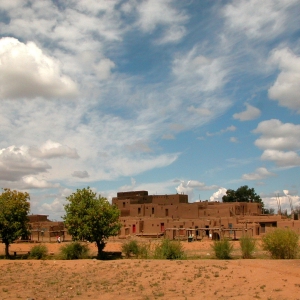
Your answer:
(112, 191), (300, 240)
(28, 214), (66, 242)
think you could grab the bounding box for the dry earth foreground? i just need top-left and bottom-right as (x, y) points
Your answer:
(0, 240), (300, 300)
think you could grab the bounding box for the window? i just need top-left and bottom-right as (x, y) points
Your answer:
(165, 209), (169, 217)
(138, 207), (141, 214)
(123, 202), (125, 208)
(152, 207), (154, 214)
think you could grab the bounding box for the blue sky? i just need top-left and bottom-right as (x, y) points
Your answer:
(0, 0), (299, 220)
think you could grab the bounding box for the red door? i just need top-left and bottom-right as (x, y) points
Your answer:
(132, 224), (136, 234)
(160, 223), (164, 232)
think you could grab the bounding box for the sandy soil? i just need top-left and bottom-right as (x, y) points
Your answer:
(0, 240), (300, 300)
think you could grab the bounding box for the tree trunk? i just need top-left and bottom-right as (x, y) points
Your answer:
(96, 240), (106, 259)
(5, 242), (10, 258)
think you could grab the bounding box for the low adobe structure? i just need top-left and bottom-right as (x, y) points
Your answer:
(112, 190), (300, 240)
(28, 214), (66, 242)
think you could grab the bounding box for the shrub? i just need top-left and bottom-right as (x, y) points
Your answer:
(30, 244), (48, 259)
(122, 240), (140, 258)
(262, 228), (299, 259)
(59, 242), (90, 260)
(153, 238), (186, 260)
(122, 240), (151, 259)
(212, 238), (233, 259)
(138, 243), (151, 259)
(240, 234), (256, 259)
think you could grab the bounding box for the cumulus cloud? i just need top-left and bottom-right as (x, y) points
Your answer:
(233, 103), (261, 121)
(71, 170), (89, 178)
(268, 48), (300, 113)
(39, 188), (74, 219)
(22, 176), (60, 189)
(261, 150), (300, 167)
(0, 37), (78, 100)
(41, 198), (65, 216)
(242, 167), (276, 180)
(254, 119), (300, 151)
(262, 191), (300, 214)
(253, 119), (300, 168)
(0, 146), (51, 181)
(29, 140), (79, 159)
(175, 180), (219, 202)
(210, 188), (227, 202)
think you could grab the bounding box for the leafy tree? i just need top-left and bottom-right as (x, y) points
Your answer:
(63, 187), (122, 258)
(0, 188), (30, 258)
(222, 185), (263, 205)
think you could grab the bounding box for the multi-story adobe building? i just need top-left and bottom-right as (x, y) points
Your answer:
(112, 190), (300, 240)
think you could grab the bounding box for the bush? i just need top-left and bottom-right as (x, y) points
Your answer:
(212, 238), (233, 259)
(153, 239), (186, 260)
(262, 228), (299, 259)
(59, 242), (90, 260)
(30, 244), (48, 259)
(122, 240), (150, 259)
(122, 240), (140, 258)
(240, 234), (256, 259)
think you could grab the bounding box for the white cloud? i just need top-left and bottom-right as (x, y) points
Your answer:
(254, 119), (300, 151)
(207, 125), (236, 137)
(0, 146), (51, 181)
(22, 176), (60, 189)
(135, 0), (188, 43)
(223, 0), (298, 39)
(262, 191), (300, 214)
(187, 105), (212, 116)
(261, 150), (300, 167)
(268, 48), (300, 113)
(233, 103), (261, 121)
(172, 50), (227, 92)
(0, 37), (78, 100)
(210, 187), (227, 202)
(242, 167), (276, 180)
(175, 180), (219, 202)
(94, 58), (116, 80)
(71, 171), (89, 179)
(108, 153), (179, 178)
(39, 188), (74, 220)
(156, 25), (186, 44)
(41, 198), (65, 216)
(254, 120), (300, 168)
(29, 140), (79, 159)
(175, 182), (194, 200)
(230, 137), (238, 143)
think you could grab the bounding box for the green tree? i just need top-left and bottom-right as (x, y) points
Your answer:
(222, 185), (263, 205)
(0, 188), (30, 258)
(63, 187), (122, 258)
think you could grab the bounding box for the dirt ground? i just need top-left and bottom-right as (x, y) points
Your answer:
(0, 240), (300, 300)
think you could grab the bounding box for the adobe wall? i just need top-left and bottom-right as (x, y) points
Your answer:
(113, 190), (300, 239)
(28, 214), (50, 223)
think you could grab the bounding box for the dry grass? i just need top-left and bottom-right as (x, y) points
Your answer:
(0, 239), (300, 299)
